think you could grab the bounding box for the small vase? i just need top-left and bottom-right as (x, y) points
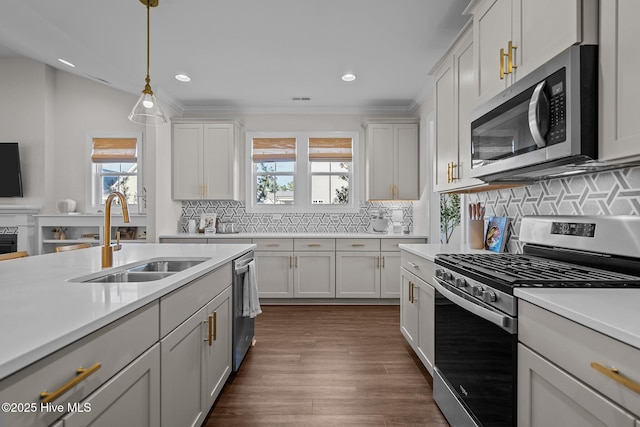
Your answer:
(59, 232), (66, 240)
(52, 231), (60, 240)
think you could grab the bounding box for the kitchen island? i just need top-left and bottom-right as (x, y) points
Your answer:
(0, 242), (254, 427)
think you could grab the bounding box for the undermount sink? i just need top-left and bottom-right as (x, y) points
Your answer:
(86, 271), (175, 283)
(70, 257), (210, 283)
(127, 259), (205, 273)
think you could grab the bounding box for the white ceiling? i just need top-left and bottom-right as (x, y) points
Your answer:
(0, 0), (470, 115)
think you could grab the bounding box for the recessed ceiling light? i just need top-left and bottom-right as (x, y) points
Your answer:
(57, 58), (75, 68)
(341, 73), (357, 82)
(175, 74), (191, 82)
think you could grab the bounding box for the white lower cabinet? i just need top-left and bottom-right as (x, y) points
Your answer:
(255, 251), (295, 298)
(336, 252), (381, 298)
(380, 251), (401, 298)
(518, 300), (640, 425)
(293, 252), (336, 298)
(62, 344), (160, 427)
(400, 267), (435, 375)
(518, 344), (637, 427)
(161, 285), (232, 427)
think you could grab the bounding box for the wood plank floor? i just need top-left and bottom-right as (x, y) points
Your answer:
(204, 305), (449, 426)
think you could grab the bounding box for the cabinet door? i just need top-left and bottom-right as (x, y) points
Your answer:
(516, 0), (583, 80)
(161, 305), (207, 427)
(367, 124), (395, 200)
(395, 124), (419, 200)
(63, 345), (160, 427)
(473, 0), (512, 103)
(455, 30), (485, 188)
(518, 344), (637, 427)
(380, 251), (401, 298)
(335, 252), (380, 298)
(416, 283), (434, 375)
(400, 273), (418, 348)
(433, 55), (457, 190)
(173, 124), (204, 200)
(204, 286), (232, 408)
(600, 0), (640, 163)
(202, 124), (236, 200)
(293, 252), (336, 298)
(255, 251), (294, 298)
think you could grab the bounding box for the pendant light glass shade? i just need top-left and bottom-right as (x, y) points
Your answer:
(129, 0), (167, 126)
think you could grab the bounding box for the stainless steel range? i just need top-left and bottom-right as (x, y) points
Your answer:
(432, 215), (640, 427)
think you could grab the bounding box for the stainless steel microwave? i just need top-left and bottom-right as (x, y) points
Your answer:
(470, 45), (598, 182)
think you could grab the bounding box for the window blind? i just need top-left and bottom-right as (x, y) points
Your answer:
(91, 138), (137, 163)
(252, 138), (296, 162)
(308, 138), (352, 161)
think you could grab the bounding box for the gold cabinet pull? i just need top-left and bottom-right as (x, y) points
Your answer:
(508, 40), (517, 74)
(591, 362), (640, 394)
(289, 255), (292, 268)
(266, 243), (280, 247)
(294, 256), (298, 268)
(381, 256), (385, 268)
(40, 363), (101, 403)
(307, 243), (321, 247)
(213, 311), (217, 341)
(500, 47), (506, 79)
(447, 162), (451, 183)
(389, 184), (393, 197)
(375, 256), (380, 268)
(408, 281), (412, 302)
(207, 315), (213, 346)
(351, 243), (365, 247)
(394, 185), (398, 198)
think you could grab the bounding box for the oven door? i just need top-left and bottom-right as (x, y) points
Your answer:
(432, 278), (517, 427)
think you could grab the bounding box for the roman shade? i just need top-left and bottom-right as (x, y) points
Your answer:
(252, 138), (296, 162)
(91, 138), (138, 163)
(308, 138), (352, 161)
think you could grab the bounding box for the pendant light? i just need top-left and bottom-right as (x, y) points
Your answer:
(128, 0), (167, 125)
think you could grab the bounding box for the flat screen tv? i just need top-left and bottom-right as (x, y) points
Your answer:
(0, 143), (24, 197)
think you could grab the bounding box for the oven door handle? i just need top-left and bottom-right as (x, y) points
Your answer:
(433, 278), (517, 334)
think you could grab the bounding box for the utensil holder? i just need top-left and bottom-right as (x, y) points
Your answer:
(469, 219), (485, 249)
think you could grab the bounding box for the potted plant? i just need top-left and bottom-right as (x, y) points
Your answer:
(440, 193), (461, 244)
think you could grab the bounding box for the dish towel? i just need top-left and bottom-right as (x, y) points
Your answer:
(242, 260), (262, 318)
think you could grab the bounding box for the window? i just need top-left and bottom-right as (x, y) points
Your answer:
(87, 133), (143, 211)
(247, 132), (357, 213)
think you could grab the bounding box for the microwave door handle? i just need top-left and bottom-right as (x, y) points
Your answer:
(433, 278), (517, 334)
(528, 80), (549, 148)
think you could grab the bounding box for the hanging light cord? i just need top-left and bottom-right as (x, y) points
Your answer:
(143, 0), (153, 95)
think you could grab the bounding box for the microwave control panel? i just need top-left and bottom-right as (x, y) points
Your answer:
(547, 68), (566, 145)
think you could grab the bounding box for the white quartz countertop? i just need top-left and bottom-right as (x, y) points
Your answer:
(161, 232), (428, 239)
(398, 243), (490, 261)
(0, 243), (255, 381)
(515, 288), (640, 350)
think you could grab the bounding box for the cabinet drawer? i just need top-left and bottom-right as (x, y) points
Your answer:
(207, 238), (252, 244)
(294, 238), (336, 251)
(160, 238), (207, 243)
(519, 301), (640, 417)
(336, 239), (380, 251)
(400, 250), (434, 284)
(160, 264), (232, 337)
(252, 238), (294, 251)
(381, 238), (426, 252)
(0, 302), (159, 427)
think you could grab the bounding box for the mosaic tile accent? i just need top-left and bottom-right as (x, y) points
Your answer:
(467, 166), (640, 253)
(0, 227), (18, 234)
(180, 201), (413, 233)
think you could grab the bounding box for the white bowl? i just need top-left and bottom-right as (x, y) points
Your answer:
(57, 199), (76, 213)
(371, 218), (389, 232)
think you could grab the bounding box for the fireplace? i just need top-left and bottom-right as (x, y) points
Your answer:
(0, 234), (18, 254)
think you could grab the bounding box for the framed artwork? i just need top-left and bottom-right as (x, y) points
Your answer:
(199, 213), (217, 231)
(485, 216), (510, 253)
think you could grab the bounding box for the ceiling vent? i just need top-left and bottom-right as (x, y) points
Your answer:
(291, 97), (311, 101)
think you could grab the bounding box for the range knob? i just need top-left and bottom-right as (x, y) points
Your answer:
(482, 291), (497, 303)
(471, 286), (484, 297)
(454, 278), (467, 288)
(435, 269), (444, 278)
(442, 272), (453, 281)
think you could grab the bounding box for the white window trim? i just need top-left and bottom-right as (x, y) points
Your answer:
(245, 131), (359, 214)
(85, 132), (143, 213)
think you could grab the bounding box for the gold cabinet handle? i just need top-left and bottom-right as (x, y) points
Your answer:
(381, 256), (385, 268)
(591, 362), (640, 394)
(351, 243), (365, 247)
(394, 185), (398, 199)
(447, 162), (451, 183)
(294, 256), (298, 268)
(508, 40), (517, 74)
(213, 311), (217, 341)
(375, 256), (380, 268)
(266, 243), (280, 247)
(289, 255), (292, 268)
(40, 363), (101, 403)
(206, 315), (213, 346)
(308, 243), (321, 247)
(500, 47), (506, 79)
(408, 281), (412, 302)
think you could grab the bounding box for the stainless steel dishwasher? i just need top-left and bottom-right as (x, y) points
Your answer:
(232, 251), (255, 371)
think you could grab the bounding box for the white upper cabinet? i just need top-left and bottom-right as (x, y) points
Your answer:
(432, 23), (486, 192)
(599, 0), (640, 163)
(467, 0), (598, 105)
(364, 121), (419, 201)
(172, 122), (240, 200)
